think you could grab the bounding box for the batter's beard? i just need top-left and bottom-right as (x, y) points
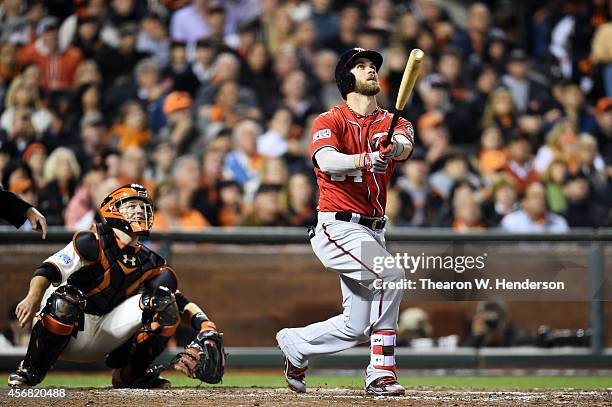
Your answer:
(354, 80), (380, 96)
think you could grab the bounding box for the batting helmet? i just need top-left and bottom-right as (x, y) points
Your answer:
(100, 184), (154, 236)
(335, 48), (383, 99)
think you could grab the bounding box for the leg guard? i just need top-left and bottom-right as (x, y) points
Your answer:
(11, 285), (85, 386)
(107, 287), (179, 388)
(370, 330), (397, 376)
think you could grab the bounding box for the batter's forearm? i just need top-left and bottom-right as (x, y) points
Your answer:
(315, 148), (361, 174)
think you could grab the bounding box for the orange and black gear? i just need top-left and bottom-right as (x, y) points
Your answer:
(100, 184), (154, 236)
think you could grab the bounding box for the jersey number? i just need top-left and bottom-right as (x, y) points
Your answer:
(331, 169), (363, 183)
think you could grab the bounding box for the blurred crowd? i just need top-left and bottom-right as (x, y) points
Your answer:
(0, 0), (611, 232)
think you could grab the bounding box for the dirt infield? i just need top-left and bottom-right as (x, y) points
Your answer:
(2, 387), (611, 406)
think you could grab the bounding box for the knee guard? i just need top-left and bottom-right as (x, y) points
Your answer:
(39, 285), (86, 336)
(19, 285), (86, 385)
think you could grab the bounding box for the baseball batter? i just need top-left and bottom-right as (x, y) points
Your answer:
(276, 48), (414, 396)
(8, 184), (225, 388)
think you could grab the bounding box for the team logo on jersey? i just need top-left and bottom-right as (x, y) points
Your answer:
(372, 132), (387, 148)
(312, 128), (331, 143)
(55, 253), (72, 266)
(122, 255), (137, 267)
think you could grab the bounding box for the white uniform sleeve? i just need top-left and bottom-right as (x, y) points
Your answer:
(42, 241), (87, 286)
(314, 147), (358, 174)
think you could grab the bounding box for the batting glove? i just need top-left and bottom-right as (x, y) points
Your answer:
(357, 152), (389, 173)
(379, 136), (403, 159)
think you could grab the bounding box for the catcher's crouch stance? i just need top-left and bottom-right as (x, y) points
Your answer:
(8, 184), (224, 388)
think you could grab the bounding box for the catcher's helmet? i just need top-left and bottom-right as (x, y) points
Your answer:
(99, 184), (154, 236)
(335, 48), (383, 99)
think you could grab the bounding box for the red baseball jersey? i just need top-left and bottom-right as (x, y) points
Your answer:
(310, 103), (414, 217)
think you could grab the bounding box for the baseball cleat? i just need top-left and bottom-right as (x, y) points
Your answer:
(112, 365), (171, 389)
(365, 376), (405, 396)
(8, 367), (39, 387)
(282, 356), (307, 393)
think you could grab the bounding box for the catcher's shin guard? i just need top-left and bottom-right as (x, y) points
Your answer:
(107, 287), (179, 387)
(10, 286), (85, 386)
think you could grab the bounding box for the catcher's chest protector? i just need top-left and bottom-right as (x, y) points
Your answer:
(68, 223), (166, 315)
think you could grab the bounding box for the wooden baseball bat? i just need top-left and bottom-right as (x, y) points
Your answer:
(381, 48), (425, 147)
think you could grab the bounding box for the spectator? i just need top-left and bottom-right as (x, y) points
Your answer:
(590, 22), (612, 98)
(64, 168), (116, 230)
(194, 147), (225, 226)
(482, 177), (519, 226)
(217, 180), (244, 226)
(311, 50), (341, 110)
(148, 141), (177, 184)
(244, 42), (278, 117)
(576, 133), (608, 195)
(542, 160), (569, 214)
(21, 142), (46, 190)
(116, 146), (153, 192)
(501, 49), (550, 115)
(309, 0), (338, 45)
(136, 12), (170, 66)
(554, 83), (597, 134)
(154, 180), (210, 231)
(593, 97), (612, 166)
(95, 22), (149, 86)
(322, 4), (359, 54)
(170, 0), (245, 46)
(191, 38), (217, 86)
(286, 172), (316, 227)
(452, 193), (485, 232)
(396, 152), (431, 226)
(501, 182), (569, 232)
(240, 183), (290, 226)
(72, 111), (106, 172)
(106, 100), (151, 151)
(0, 106), (37, 160)
(1, 77), (51, 134)
(223, 119), (263, 187)
(16, 16), (83, 91)
(38, 147), (80, 226)
(481, 87), (519, 141)
(397, 308), (433, 346)
(463, 301), (530, 347)
(533, 119), (578, 175)
(504, 137), (540, 195)
(478, 126), (507, 175)
(258, 108), (292, 158)
(294, 19), (317, 68)
(562, 176), (601, 228)
(429, 152), (480, 200)
(159, 91), (198, 155)
(70, 16), (104, 59)
(417, 111), (451, 165)
(164, 41), (199, 95)
(73, 59), (103, 87)
(173, 155), (206, 217)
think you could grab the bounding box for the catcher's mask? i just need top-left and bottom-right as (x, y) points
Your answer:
(100, 184), (154, 236)
(335, 47), (383, 99)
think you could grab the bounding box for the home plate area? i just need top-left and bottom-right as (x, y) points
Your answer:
(5, 387), (612, 406)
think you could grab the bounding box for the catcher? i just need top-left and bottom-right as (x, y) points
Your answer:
(8, 184), (225, 388)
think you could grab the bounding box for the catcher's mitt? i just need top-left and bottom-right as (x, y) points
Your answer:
(170, 329), (225, 383)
